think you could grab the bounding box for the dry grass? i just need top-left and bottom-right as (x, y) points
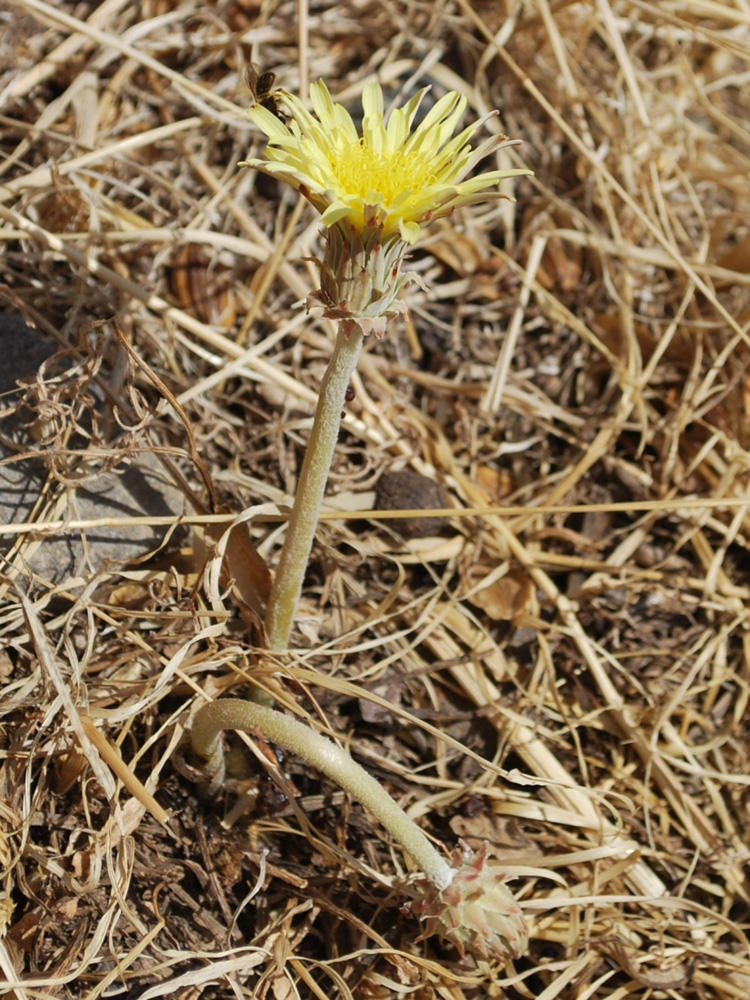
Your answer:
(2, 0), (750, 997)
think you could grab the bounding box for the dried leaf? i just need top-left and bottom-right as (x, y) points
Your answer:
(428, 230), (485, 276)
(520, 206), (582, 290)
(466, 566), (535, 621)
(715, 235), (750, 276)
(595, 938), (687, 989)
(593, 313), (694, 368)
(449, 810), (534, 853)
(205, 515), (272, 641)
(475, 464), (514, 503)
(169, 244), (237, 328)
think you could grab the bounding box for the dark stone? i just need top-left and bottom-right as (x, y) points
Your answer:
(374, 468), (451, 539)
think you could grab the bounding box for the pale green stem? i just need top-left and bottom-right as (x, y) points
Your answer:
(191, 698), (455, 891)
(264, 326), (364, 652)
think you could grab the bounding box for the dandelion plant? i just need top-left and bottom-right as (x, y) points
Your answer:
(243, 80), (531, 651)
(192, 78), (531, 962)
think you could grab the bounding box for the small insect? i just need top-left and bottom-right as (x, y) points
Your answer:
(245, 63), (286, 121)
(341, 383), (356, 417)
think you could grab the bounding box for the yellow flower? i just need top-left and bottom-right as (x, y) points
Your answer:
(243, 80), (530, 245)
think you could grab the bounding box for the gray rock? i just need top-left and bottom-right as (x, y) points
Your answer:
(0, 312), (186, 586)
(0, 311), (56, 396)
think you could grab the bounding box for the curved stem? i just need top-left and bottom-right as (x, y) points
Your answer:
(191, 698), (454, 891)
(264, 326), (364, 651)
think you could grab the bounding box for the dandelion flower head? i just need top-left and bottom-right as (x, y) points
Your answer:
(243, 80), (530, 245)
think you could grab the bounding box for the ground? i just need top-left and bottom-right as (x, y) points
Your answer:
(1, 1), (750, 999)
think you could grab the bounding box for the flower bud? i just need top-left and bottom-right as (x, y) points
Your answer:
(305, 217), (413, 339)
(407, 842), (528, 961)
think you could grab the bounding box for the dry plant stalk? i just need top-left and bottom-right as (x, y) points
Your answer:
(5, 1), (750, 994)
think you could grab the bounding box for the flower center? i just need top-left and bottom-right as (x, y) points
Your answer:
(331, 141), (434, 206)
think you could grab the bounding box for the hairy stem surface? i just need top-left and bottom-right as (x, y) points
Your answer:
(264, 327), (364, 651)
(191, 698), (454, 890)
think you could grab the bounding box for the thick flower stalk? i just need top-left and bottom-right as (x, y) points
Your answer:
(191, 698), (528, 960)
(242, 79), (530, 650)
